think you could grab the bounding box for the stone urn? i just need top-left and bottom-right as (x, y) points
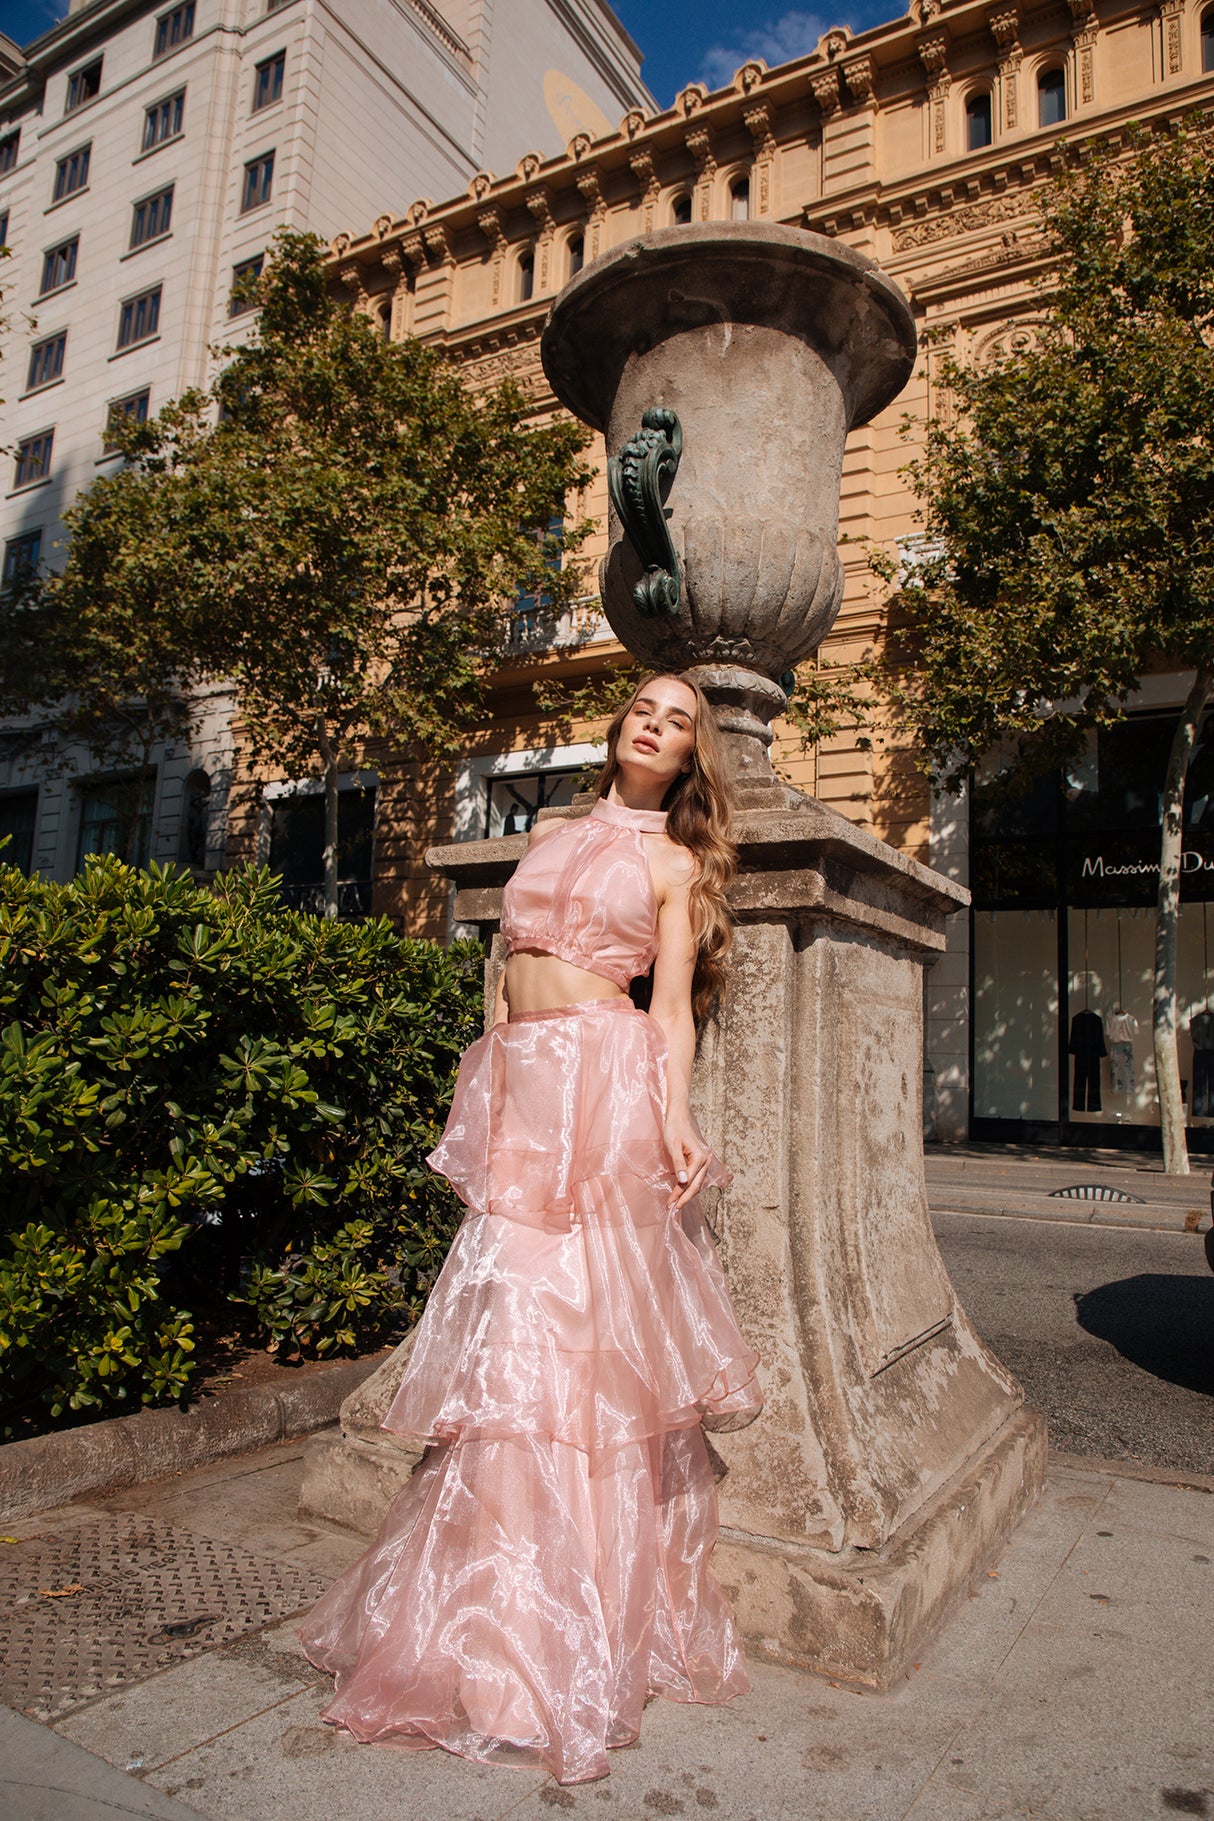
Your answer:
(540, 221), (916, 787)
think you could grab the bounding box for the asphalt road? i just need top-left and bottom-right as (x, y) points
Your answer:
(931, 1210), (1214, 1476)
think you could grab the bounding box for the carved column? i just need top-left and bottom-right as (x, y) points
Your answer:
(379, 241), (418, 340)
(525, 186), (555, 293)
(477, 207), (508, 309)
(414, 223), (455, 335)
(743, 103), (776, 217)
(630, 150), (661, 232)
(918, 31), (951, 157)
(685, 126), (717, 222)
(1070, 0), (1099, 102)
(576, 167), (608, 261)
(1159, 0), (1184, 75)
(989, 7), (1022, 133)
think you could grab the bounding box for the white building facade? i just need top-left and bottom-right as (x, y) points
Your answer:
(0, 0), (650, 882)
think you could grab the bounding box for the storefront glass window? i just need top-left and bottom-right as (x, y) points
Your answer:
(970, 710), (1214, 1148)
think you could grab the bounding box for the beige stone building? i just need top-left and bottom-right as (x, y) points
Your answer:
(271, 0), (1214, 1149)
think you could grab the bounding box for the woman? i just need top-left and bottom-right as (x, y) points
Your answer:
(300, 673), (762, 1786)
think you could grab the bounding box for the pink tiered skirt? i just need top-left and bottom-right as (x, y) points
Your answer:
(299, 997), (761, 1786)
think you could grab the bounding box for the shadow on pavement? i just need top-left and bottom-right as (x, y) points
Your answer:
(1074, 1274), (1214, 1395)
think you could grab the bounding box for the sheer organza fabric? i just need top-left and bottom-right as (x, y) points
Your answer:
(299, 997), (761, 1785)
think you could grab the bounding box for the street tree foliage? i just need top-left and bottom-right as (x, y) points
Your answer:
(1, 233), (592, 909)
(892, 120), (1214, 1172)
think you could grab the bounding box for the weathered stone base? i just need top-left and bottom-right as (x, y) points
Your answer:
(299, 1427), (423, 1538)
(713, 1405), (1049, 1692)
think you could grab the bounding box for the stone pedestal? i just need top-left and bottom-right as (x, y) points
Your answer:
(301, 788), (1046, 1686)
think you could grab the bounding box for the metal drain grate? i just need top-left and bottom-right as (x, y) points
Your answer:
(0, 1513), (328, 1721)
(1048, 1182), (1145, 1203)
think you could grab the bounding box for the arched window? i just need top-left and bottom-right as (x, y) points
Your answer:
(1203, 5), (1214, 70)
(179, 769), (211, 870)
(567, 234), (584, 278)
(966, 89), (993, 150)
(518, 251), (534, 303)
(672, 193), (692, 225)
(730, 176), (750, 220)
(1037, 67), (1067, 127)
(376, 301), (391, 340)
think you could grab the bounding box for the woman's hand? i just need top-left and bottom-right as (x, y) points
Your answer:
(664, 1116), (712, 1209)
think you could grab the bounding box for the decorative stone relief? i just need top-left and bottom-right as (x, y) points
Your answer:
(1069, 0), (1099, 99)
(1159, 0), (1184, 73)
(685, 126), (717, 221)
(918, 33), (951, 154)
(477, 207), (507, 306)
(374, 214), (394, 239)
(676, 85), (707, 116)
(734, 60), (766, 92)
(744, 104), (776, 215)
(809, 67), (842, 117)
(567, 133), (592, 161)
(843, 55), (876, 104)
(525, 187), (555, 291)
(468, 172), (494, 201)
(422, 223), (453, 266)
(972, 317), (1048, 366)
(576, 167), (607, 259)
(405, 198), (430, 226)
(621, 108), (648, 137)
(891, 189), (1032, 249)
(331, 232), (351, 257)
(818, 25), (853, 58)
(630, 150), (661, 232)
(517, 151), (542, 181)
(989, 6), (1022, 130)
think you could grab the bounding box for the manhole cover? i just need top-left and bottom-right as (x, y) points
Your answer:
(0, 1513), (328, 1721)
(1048, 1183), (1145, 1203)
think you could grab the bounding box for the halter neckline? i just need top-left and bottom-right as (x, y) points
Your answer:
(590, 797), (668, 835)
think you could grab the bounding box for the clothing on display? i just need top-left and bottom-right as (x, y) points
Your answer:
(299, 798), (762, 1786)
(1068, 1007), (1107, 1113)
(1190, 1008), (1214, 1117)
(1106, 1010), (1138, 1095)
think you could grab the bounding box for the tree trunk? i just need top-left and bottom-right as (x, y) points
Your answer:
(1153, 663), (1214, 1174)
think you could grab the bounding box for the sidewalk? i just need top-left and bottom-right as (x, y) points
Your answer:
(1, 1435), (1210, 1821)
(925, 1140), (1214, 1233)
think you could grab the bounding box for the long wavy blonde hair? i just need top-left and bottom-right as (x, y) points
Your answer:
(596, 672), (737, 1022)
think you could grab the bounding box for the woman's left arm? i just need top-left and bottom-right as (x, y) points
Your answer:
(648, 858), (711, 1209)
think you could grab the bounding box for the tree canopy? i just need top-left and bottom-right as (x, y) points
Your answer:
(893, 120), (1214, 1170)
(1, 232), (593, 905)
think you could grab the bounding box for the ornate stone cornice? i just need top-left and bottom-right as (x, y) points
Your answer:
(743, 102), (776, 154)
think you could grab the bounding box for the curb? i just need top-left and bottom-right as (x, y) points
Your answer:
(928, 1196), (1211, 1234)
(0, 1351), (388, 1526)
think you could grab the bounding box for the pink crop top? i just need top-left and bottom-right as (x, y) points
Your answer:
(500, 798), (667, 989)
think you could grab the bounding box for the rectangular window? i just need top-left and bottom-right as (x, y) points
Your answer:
(78, 774), (154, 870)
(27, 331), (66, 391)
(0, 130), (18, 174)
(252, 50), (285, 111)
(268, 786), (375, 919)
(66, 60), (102, 114)
(14, 431), (54, 489)
(2, 531), (42, 587)
(240, 150), (274, 212)
(52, 143), (91, 201)
(40, 236), (78, 294)
(117, 285), (161, 349)
(154, 2), (195, 57)
(228, 253), (263, 316)
(104, 388), (150, 449)
(130, 185), (173, 248)
(143, 89), (185, 151)
(0, 213), (9, 249)
(0, 790), (38, 874)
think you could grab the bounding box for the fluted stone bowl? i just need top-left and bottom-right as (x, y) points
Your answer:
(541, 223), (916, 775)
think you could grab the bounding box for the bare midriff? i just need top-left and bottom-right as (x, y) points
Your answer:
(503, 948), (627, 1017)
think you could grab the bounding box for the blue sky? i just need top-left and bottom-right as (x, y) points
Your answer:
(5, 2), (903, 104)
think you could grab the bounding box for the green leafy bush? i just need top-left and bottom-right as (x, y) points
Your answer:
(0, 857), (482, 1435)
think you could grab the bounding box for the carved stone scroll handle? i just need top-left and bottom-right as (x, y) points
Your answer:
(607, 406), (684, 616)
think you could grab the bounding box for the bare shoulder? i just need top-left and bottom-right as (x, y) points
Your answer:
(648, 833), (698, 897)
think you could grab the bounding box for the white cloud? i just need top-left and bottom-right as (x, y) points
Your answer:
(697, 9), (831, 91)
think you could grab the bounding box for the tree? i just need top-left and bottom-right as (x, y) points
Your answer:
(893, 121), (1214, 1172)
(3, 233), (592, 910)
